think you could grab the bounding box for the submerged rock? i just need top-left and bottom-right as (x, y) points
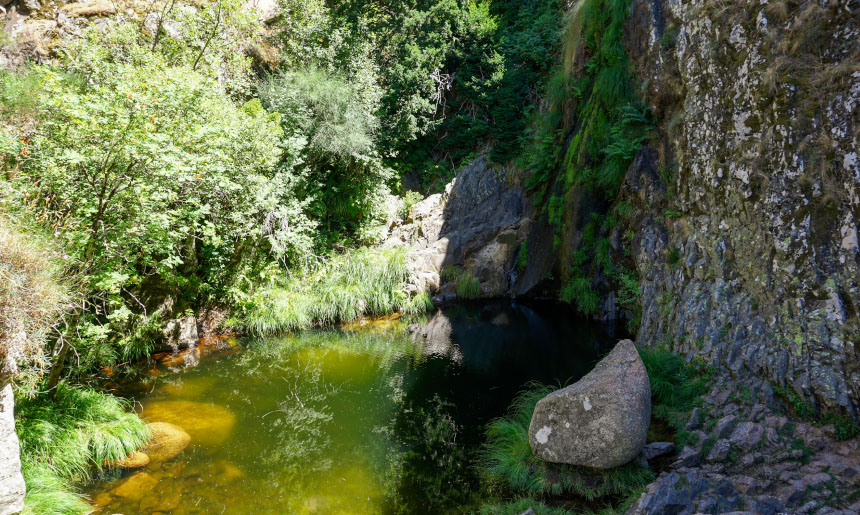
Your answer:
(111, 471), (157, 501)
(528, 339), (650, 468)
(145, 422), (191, 463)
(107, 450), (150, 469)
(143, 400), (236, 446)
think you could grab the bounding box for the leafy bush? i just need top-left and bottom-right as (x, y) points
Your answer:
(258, 68), (391, 247)
(480, 382), (654, 500)
(15, 383), (150, 515)
(401, 190), (424, 219)
(1, 45), (315, 373)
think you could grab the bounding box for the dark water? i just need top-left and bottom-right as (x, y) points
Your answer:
(87, 301), (621, 514)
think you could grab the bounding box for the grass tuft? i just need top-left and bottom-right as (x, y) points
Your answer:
(243, 247), (430, 335)
(638, 346), (712, 430)
(15, 382), (150, 515)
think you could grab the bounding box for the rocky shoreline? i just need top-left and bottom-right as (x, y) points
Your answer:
(629, 376), (860, 515)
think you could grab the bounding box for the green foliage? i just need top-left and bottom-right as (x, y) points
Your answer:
(479, 498), (573, 515)
(614, 269), (642, 333)
(259, 68), (391, 247)
(441, 266), (482, 300)
(559, 276), (599, 315)
(516, 242), (528, 273)
(0, 67), (42, 121)
(1, 31), (314, 373)
(639, 347), (713, 430)
(15, 383), (150, 515)
(480, 382), (654, 500)
(667, 246), (681, 265)
(242, 248), (430, 334)
(401, 191), (424, 219)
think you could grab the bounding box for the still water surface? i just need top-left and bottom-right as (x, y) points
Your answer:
(87, 301), (620, 514)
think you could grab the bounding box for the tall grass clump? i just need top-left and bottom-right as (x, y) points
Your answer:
(441, 266), (482, 300)
(638, 346), (712, 430)
(15, 382), (150, 515)
(243, 247), (431, 335)
(480, 382), (654, 501)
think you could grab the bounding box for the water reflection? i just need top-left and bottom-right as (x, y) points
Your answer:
(87, 301), (620, 514)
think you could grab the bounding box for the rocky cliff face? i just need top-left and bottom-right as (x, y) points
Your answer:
(384, 154), (533, 300)
(624, 0), (860, 418)
(392, 0), (860, 420)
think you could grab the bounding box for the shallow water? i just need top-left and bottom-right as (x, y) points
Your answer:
(86, 301), (621, 514)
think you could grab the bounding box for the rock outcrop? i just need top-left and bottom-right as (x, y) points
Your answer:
(0, 384), (25, 515)
(627, 376), (860, 514)
(0, 332), (26, 515)
(528, 339), (650, 468)
(622, 0), (860, 418)
(384, 153), (532, 299)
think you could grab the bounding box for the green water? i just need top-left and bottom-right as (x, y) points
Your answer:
(86, 301), (620, 514)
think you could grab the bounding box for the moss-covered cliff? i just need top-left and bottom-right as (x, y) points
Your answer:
(619, 0), (859, 418)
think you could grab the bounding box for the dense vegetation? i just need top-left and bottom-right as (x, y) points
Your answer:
(0, 0), (658, 512)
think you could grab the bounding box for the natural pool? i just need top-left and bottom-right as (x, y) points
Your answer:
(86, 301), (622, 514)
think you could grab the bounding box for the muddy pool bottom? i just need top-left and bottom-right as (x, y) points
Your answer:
(86, 301), (623, 514)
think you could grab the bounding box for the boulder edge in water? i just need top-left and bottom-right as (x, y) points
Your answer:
(528, 339), (650, 469)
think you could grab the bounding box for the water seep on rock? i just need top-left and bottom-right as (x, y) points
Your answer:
(528, 339), (651, 469)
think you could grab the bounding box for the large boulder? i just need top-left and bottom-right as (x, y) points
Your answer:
(528, 339), (650, 468)
(145, 422), (191, 463)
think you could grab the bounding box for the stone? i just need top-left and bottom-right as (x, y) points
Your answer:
(22, 0), (40, 11)
(143, 400), (235, 446)
(106, 450), (150, 469)
(753, 496), (784, 515)
(674, 446), (702, 468)
(715, 415), (739, 439)
(684, 407), (703, 431)
(706, 439), (731, 462)
(730, 422), (764, 450)
(111, 471), (158, 501)
(145, 422), (191, 463)
(520, 509), (536, 515)
(160, 316), (199, 352)
(0, 385), (25, 515)
(642, 442), (675, 460)
(60, 0), (117, 16)
(802, 472), (832, 489)
(528, 340), (650, 468)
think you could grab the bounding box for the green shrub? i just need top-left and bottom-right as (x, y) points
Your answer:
(480, 383), (654, 500)
(0, 67), (42, 121)
(559, 274), (599, 316)
(401, 190), (424, 219)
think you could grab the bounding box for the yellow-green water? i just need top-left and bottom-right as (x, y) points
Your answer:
(86, 301), (619, 514)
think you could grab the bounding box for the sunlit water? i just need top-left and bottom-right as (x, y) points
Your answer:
(86, 301), (621, 514)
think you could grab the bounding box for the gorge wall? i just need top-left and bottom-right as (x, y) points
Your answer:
(397, 0), (859, 420)
(624, 0), (859, 418)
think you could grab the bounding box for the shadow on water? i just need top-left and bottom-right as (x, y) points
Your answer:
(86, 300), (623, 514)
